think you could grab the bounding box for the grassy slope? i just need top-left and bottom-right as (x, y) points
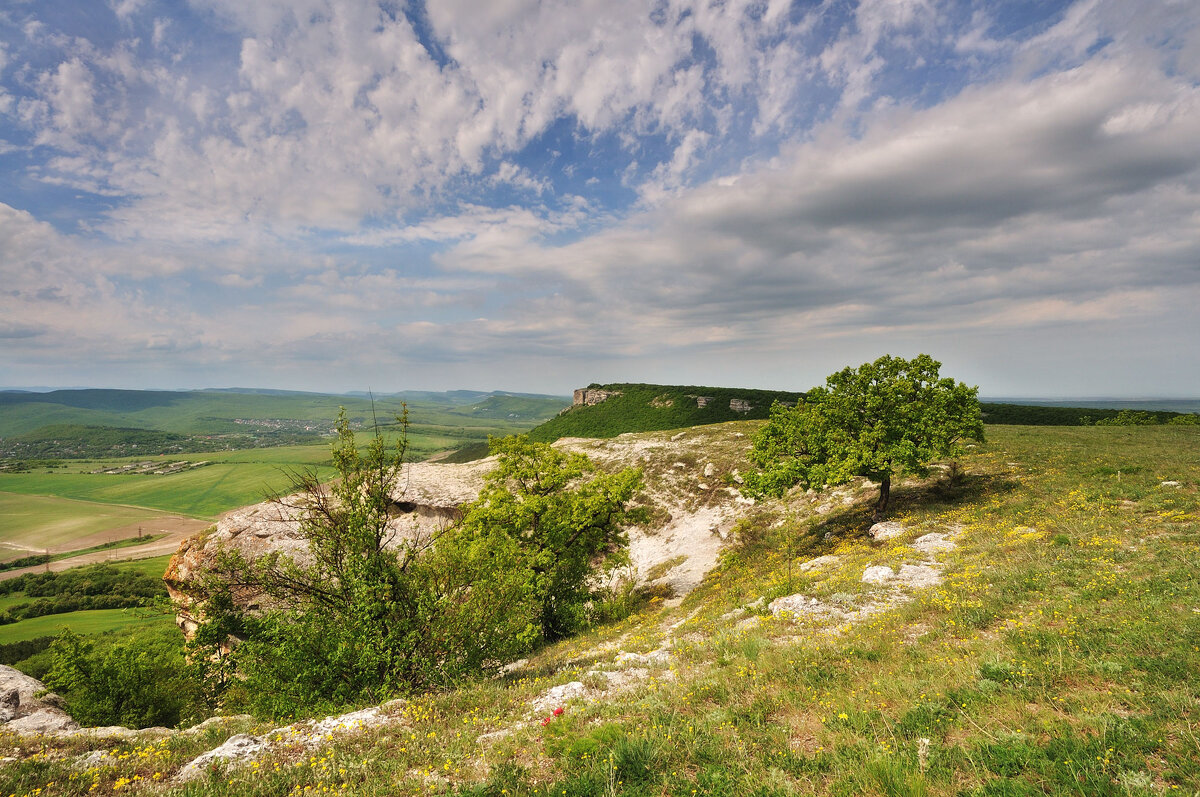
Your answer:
(0, 390), (567, 437)
(0, 608), (173, 644)
(0, 424), (1196, 795)
(0, 392), (569, 548)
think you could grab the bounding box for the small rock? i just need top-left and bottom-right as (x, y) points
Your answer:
(797, 555), (840, 572)
(529, 681), (589, 714)
(615, 649), (672, 667)
(703, 463), (715, 477)
(1161, 481), (1181, 488)
(862, 565), (895, 584)
(868, 521), (905, 541)
(177, 734), (269, 782)
(735, 615), (762, 630)
(731, 470), (744, 484)
(671, 432), (686, 441)
(74, 750), (115, 769)
(498, 658), (529, 676)
(182, 714), (256, 735)
(769, 594), (846, 620)
(895, 564), (943, 589)
(911, 533), (956, 554)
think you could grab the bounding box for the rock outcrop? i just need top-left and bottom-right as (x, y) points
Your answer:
(573, 388), (620, 406)
(165, 457), (496, 637)
(0, 665), (79, 735)
(165, 426), (765, 638)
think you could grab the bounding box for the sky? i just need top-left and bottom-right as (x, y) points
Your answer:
(0, 0), (1198, 397)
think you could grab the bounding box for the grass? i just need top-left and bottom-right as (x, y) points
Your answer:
(0, 491), (171, 551)
(0, 424), (1198, 796)
(0, 608), (174, 644)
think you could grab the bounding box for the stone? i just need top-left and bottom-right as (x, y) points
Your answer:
(0, 665), (79, 735)
(896, 564), (942, 588)
(615, 649), (672, 667)
(1161, 481), (1181, 488)
(735, 615), (762, 630)
(769, 594), (846, 620)
(703, 463), (715, 477)
(729, 399), (753, 413)
(529, 681), (590, 715)
(797, 555), (840, 572)
(862, 565), (895, 584)
(868, 521), (905, 541)
(176, 734), (270, 782)
(911, 533), (956, 554)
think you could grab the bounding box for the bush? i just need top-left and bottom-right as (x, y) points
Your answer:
(41, 626), (203, 729)
(198, 415), (640, 718)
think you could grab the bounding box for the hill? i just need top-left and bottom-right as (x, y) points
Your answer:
(0, 388), (569, 439)
(522, 384), (1199, 444)
(528, 382), (804, 442)
(0, 423), (1197, 795)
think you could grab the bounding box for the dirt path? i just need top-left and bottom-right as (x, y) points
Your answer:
(0, 517), (209, 581)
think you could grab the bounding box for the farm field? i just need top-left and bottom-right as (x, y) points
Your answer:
(0, 491), (172, 552)
(0, 456), (333, 519)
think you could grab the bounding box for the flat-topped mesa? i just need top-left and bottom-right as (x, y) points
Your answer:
(573, 388), (620, 406)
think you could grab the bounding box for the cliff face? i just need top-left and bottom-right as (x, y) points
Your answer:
(165, 425), (763, 637)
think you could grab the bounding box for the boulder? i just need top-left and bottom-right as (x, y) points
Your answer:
(0, 665), (79, 735)
(868, 521), (906, 541)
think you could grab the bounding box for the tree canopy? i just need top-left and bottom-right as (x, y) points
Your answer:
(743, 354), (984, 520)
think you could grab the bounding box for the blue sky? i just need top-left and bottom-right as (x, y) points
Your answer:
(1, 0), (1197, 396)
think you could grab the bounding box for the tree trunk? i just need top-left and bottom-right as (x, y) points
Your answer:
(872, 474), (891, 523)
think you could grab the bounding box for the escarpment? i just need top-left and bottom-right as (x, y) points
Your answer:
(165, 425), (767, 639)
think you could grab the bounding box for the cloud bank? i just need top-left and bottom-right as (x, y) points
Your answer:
(0, 0), (1197, 395)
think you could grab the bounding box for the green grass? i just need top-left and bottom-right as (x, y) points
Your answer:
(0, 491), (170, 550)
(1, 424), (1198, 796)
(0, 608), (173, 644)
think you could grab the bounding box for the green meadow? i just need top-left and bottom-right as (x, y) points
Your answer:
(0, 608), (173, 644)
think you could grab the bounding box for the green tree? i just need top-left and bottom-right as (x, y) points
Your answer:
(458, 435), (643, 640)
(743, 354), (984, 521)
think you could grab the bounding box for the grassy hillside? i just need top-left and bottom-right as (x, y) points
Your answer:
(1, 424), (1198, 795)
(529, 382), (804, 442)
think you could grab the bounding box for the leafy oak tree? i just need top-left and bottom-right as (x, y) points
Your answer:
(743, 354), (984, 521)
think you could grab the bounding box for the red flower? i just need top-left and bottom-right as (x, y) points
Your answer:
(552, 707), (564, 716)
